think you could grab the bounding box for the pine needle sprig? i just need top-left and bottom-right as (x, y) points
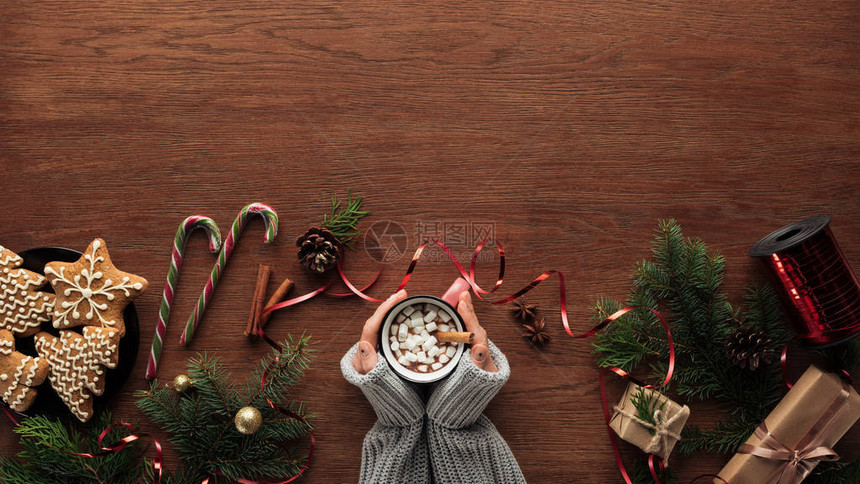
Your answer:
(0, 411), (151, 484)
(321, 190), (371, 247)
(630, 386), (667, 436)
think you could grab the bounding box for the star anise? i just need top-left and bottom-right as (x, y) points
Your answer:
(510, 298), (537, 322)
(522, 317), (550, 346)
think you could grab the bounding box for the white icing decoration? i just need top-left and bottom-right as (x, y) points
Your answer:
(45, 240), (140, 329)
(35, 328), (120, 422)
(1, 258), (54, 334)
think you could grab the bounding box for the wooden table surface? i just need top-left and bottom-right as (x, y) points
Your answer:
(2, 1), (859, 482)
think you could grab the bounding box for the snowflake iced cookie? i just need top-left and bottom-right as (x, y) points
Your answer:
(45, 239), (148, 337)
(0, 329), (49, 412)
(35, 327), (121, 422)
(0, 246), (55, 337)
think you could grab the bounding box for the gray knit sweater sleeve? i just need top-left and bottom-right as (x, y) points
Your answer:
(341, 343), (430, 484)
(342, 341), (526, 484)
(426, 341), (527, 483)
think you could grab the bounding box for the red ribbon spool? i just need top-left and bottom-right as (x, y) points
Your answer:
(750, 215), (860, 347)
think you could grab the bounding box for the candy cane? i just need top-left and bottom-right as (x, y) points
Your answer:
(145, 215), (222, 380)
(180, 203), (279, 345)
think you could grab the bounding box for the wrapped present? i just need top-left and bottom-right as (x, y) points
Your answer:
(717, 365), (860, 484)
(609, 382), (690, 463)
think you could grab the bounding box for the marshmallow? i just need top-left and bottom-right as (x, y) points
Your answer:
(418, 365), (428, 372)
(446, 346), (457, 357)
(425, 322), (437, 333)
(405, 352), (418, 362)
(405, 338), (419, 351)
(396, 313), (406, 323)
(438, 324), (450, 333)
(416, 351), (427, 362)
(438, 311), (452, 323)
(390, 341), (399, 351)
(420, 330), (430, 340)
(402, 305), (415, 316)
(391, 324), (399, 335)
(422, 336), (437, 351)
(410, 313), (424, 325)
(423, 356), (435, 364)
(424, 303), (435, 312)
(390, 335), (398, 343)
(399, 342), (409, 349)
(428, 346), (441, 358)
(423, 310), (437, 322)
(438, 354), (450, 364)
(431, 362), (443, 371)
(398, 356), (410, 366)
(398, 324), (409, 341)
(413, 325), (424, 334)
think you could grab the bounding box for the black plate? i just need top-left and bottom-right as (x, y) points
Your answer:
(11, 247), (140, 419)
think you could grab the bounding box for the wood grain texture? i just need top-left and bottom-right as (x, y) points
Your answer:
(1, 1), (859, 481)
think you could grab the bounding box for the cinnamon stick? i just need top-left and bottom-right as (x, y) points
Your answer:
(245, 264), (272, 337)
(259, 276), (294, 329)
(436, 331), (474, 344)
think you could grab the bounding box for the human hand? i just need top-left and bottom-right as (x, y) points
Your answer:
(353, 289), (408, 374)
(458, 291), (498, 372)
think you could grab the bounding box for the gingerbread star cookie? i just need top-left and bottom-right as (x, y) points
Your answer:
(0, 246), (55, 337)
(0, 329), (49, 412)
(45, 239), (148, 337)
(35, 327), (121, 422)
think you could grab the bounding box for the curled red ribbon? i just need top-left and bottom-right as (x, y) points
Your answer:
(262, 239), (676, 483)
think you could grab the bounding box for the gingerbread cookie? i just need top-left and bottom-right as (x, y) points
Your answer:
(0, 329), (49, 412)
(45, 239), (148, 337)
(35, 328), (120, 422)
(0, 246), (55, 337)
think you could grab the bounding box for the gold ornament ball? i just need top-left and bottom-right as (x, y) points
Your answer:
(172, 374), (193, 393)
(234, 406), (263, 435)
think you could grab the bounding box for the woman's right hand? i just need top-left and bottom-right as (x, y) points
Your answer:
(353, 289), (408, 374)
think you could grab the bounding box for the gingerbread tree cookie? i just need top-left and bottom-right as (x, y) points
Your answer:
(0, 246), (55, 337)
(45, 239), (148, 337)
(35, 327), (121, 422)
(0, 329), (49, 412)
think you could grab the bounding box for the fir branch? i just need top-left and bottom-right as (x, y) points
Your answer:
(0, 411), (150, 484)
(591, 219), (840, 471)
(136, 336), (315, 483)
(321, 190), (371, 247)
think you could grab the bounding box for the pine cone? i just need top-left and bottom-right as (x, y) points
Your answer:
(523, 317), (550, 346)
(725, 326), (773, 370)
(296, 227), (343, 274)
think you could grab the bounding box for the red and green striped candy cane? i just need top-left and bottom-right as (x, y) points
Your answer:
(145, 215), (222, 380)
(180, 202), (279, 345)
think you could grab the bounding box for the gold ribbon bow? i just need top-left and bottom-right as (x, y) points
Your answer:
(738, 379), (850, 484)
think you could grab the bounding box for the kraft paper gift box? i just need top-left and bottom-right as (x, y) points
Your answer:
(609, 382), (690, 463)
(716, 365), (860, 484)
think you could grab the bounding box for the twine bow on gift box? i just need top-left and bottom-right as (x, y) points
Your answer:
(613, 402), (690, 464)
(738, 378), (850, 484)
